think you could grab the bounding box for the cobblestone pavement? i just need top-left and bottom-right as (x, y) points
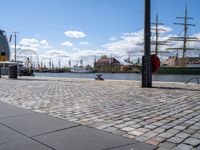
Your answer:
(0, 76), (200, 149)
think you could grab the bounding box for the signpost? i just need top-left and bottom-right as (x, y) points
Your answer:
(142, 0), (152, 88)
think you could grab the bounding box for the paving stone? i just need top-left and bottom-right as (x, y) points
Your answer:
(159, 132), (174, 139)
(191, 133), (200, 139)
(128, 130), (144, 136)
(184, 128), (196, 134)
(190, 125), (200, 130)
(0, 77), (200, 149)
(0, 102), (34, 119)
(172, 144), (193, 150)
(159, 141), (176, 149)
(167, 128), (181, 134)
(136, 128), (150, 133)
(0, 113), (78, 137)
(174, 125), (187, 130)
(34, 126), (139, 150)
(104, 127), (118, 132)
(112, 130), (126, 136)
(144, 125), (157, 129)
(150, 137), (166, 143)
(121, 127), (135, 132)
(167, 136), (184, 144)
(0, 124), (26, 144)
(0, 138), (52, 150)
(176, 132), (190, 139)
(183, 138), (200, 146)
(143, 131), (158, 138)
(153, 128), (166, 133)
(146, 139), (160, 145)
(106, 142), (157, 150)
(135, 136), (150, 142)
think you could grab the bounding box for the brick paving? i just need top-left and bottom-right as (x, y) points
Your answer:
(0, 76), (200, 149)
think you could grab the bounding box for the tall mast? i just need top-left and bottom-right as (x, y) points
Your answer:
(151, 13), (168, 55)
(169, 2), (200, 58)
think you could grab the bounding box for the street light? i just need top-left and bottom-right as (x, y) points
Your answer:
(142, 0), (152, 88)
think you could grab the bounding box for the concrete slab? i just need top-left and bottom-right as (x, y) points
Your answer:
(0, 138), (53, 150)
(0, 124), (26, 145)
(34, 126), (139, 150)
(0, 102), (34, 119)
(104, 142), (157, 150)
(0, 113), (78, 137)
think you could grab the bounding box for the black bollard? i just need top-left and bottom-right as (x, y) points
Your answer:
(9, 65), (18, 79)
(95, 74), (104, 81)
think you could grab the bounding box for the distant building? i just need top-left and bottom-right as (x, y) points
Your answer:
(95, 57), (120, 68)
(162, 57), (200, 67)
(0, 30), (10, 61)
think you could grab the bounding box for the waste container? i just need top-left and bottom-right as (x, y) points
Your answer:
(9, 65), (18, 79)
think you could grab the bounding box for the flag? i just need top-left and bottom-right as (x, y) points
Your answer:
(9, 34), (13, 42)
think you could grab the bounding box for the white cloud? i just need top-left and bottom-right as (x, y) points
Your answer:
(79, 42), (89, 45)
(20, 38), (40, 48)
(18, 38), (53, 52)
(103, 30), (144, 55)
(109, 36), (118, 41)
(40, 40), (53, 48)
(43, 50), (69, 58)
(64, 31), (86, 38)
(62, 41), (74, 47)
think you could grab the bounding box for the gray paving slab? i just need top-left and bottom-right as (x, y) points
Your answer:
(0, 138), (53, 150)
(34, 126), (142, 150)
(0, 102), (34, 119)
(104, 142), (157, 150)
(0, 113), (78, 137)
(0, 123), (26, 144)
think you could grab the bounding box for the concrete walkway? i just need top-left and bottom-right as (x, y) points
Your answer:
(0, 101), (156, 150)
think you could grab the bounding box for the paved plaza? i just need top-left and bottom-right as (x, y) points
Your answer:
(0, 76), (200, 149)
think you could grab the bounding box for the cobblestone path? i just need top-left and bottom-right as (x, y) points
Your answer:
(0, 77), (200, 149)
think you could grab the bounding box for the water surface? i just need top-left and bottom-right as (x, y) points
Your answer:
(34, 72), (200, 83)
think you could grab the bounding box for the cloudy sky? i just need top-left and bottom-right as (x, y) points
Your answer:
(1, 0), (200, 67)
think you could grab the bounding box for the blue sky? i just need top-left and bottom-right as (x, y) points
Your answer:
(1, 0), (200, 66)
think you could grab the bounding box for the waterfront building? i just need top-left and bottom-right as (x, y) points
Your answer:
(0, 30), (10, 61)
(94, 57), (120, 72)
(95, 57), (120, 68)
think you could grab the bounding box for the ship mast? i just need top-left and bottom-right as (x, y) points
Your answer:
(169, 2), (200, 58)
(151, 13), (169, 55)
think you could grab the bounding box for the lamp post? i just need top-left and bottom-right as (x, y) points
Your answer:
(142, 0), (152, 87)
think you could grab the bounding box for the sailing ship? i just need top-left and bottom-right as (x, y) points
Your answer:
(168, 3), (200, 58)
(70, 58), (95, 73)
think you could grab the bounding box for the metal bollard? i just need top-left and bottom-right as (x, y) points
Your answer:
(9, 65), (18, 79)
(0, 67), (1, 78)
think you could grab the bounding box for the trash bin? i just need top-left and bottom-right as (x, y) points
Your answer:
(9, 65), (18, 79)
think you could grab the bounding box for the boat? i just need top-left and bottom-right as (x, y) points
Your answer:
(70, 65), (95, 73)
(70, 58), (95, 73)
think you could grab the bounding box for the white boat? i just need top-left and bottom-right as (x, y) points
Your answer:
(70, 65), (95, 73)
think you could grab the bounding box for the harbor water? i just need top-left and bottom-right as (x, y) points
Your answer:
(34, 72), (200, 83)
